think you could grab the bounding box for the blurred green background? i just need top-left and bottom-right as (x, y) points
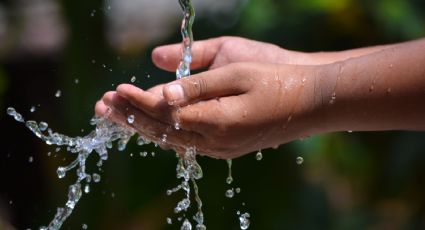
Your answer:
(1, 0), (425, 229)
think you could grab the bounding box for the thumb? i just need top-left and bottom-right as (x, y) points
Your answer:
(163, 65), (248, 106)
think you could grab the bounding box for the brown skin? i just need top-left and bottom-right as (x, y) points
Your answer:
(95, 36), (425, 159)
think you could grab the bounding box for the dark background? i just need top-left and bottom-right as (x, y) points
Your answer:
(1, 0), (425, 229)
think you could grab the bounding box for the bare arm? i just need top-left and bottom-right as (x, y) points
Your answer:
(95, 38), (425, 159)
(315, 38), (425, 133)
(152, 36), (399, 68)
(289, 43), (397, 65)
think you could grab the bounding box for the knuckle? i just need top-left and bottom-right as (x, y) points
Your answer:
(187, 78), (208, 99)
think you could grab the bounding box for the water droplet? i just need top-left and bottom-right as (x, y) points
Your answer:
(90, 9), (96, 17)
(92, 173), (101, 183)
(347, 130), (353, 133)
(167, 217), (172, 225)
(57, 167), (66, 179)
(130, 76), (136, 83)
(127, 115), (135, 124)
(181, 219), (192, 230)
(74, 79), (79, 84)
(236, 188), (241, 193)
(55, 90), (62, 98)
(7, 107), (24, 122)
(9, 200), (13, 205)
(30, 106), (36, 113)
(147, 74), (151, 78)
(226, 176), (233, 185)
(255, 150), (263, 161)
(225, 188), (234, 198)
(226, 159), (233, 184)
(7, 107), (15, 116)
(151, 151), (156, 157)
(39, 122), (48, 131)
(239, 213), (250, 230)
(140, 151), (148, 157)
(84, 185), (90, 194)
(161, 134), (167, 144)
(28, 156), (34, 163)
(174, 122), (181, 130)
(296, 156), (304, 165)
(82, 223), (88, 229)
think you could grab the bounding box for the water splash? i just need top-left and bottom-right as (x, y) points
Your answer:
(167, 147), (206, 229)
(8, 107), (135, 230)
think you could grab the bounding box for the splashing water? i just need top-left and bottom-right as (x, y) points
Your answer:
(8, 108), (134, 230)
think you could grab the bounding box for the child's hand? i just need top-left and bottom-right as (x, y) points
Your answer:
(152, 36), (394, 70)
(152, 37), (293, 71)
(96, 63), (323, 159)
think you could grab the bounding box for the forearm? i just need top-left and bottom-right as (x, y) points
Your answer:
(317, 38), (425, 132)
(287, 41), (409, 65)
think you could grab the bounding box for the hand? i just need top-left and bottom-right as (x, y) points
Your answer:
(152, 36), (297, 71)
(152, 36), (393, 70)
(96, 62), (324, 159)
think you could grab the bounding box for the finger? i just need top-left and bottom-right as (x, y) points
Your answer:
(102, 91), (203, 148)
(116, 84), (173, 124)
(152, 37), (226, 72)
(146, 83), (165, 96)
(95, 100), (110, 117)
(162, 64), (250, 106)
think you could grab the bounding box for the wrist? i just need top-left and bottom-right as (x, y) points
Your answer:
(269, 64), (333, 142)
(286, 63), (342, 137)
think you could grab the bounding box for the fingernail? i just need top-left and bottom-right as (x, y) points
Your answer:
(166, 84), (184, 102)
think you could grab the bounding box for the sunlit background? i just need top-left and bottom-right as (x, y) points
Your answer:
(1, 0), (425, 229)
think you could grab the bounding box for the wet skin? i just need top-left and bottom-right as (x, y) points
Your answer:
(95, 36), (425, 159)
